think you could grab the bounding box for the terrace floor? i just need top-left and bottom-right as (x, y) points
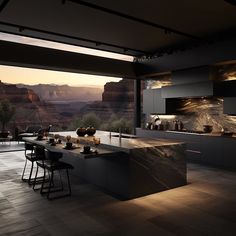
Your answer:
(0, 150), (236, 235)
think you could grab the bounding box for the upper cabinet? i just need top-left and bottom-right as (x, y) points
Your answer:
(143, 89), (166, 114)
(223, 97), (236, 115)
(143, 89), (154, 114)
(161, 81), (221, 98)
(221, 81), (236, 97)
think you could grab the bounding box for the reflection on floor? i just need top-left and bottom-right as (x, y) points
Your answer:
(0, 141), (25, 153)
(0, 151), (236, 235)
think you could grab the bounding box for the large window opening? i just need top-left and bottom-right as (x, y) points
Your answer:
(0, 65), (135, 142)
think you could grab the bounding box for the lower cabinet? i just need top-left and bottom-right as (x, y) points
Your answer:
(201, 136), (223, 166)
(222, 138), (236, 169)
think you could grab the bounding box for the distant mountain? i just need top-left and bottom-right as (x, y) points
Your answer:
(16, 84), (103, 102)
(0, 80), (40, 103)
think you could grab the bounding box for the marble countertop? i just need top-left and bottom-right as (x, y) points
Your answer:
(23, 136), (116, 158)
(138, 128), (236, 138)
(51, 130), (184, 153)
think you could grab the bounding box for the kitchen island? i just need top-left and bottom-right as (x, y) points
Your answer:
(24, 130), (186, 199)
(136, 128), (236, 170)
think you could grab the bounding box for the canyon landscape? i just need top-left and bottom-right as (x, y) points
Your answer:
(0, 79), (136, 135)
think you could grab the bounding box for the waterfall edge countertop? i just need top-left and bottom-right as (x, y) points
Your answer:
(24, 130), (187, 199)
(51, 130), (185, 153)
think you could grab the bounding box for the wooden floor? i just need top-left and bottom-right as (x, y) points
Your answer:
(0, 151), (236, 236)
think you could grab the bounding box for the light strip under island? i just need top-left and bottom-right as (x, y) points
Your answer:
(24, 130), (187, 200)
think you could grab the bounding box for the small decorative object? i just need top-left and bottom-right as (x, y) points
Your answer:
(66, 142), (73, 149)
(83, 145), (91, 153)
(49, 137), (54, 144)
(44, 131), (49, 140)
(54, 134), (60, 143)
(37, 133), (44, 140)
(86, 126), (96, 136)
(93, 137), (100, 153)
(65, 135), (71, 142)
(76, 127), (87, 137)
(203, 125), (213, 133)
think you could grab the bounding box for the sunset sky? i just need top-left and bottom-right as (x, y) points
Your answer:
(0, 65), (120, 88)
(0, 32), (132, 87)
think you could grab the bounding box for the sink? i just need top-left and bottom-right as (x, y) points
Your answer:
(111, 134), (137, 139)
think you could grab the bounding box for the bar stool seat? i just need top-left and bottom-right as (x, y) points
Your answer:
(37, 160), (73, 171)
(34, 149), (73, 200)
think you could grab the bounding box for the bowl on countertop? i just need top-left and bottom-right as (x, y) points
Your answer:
(221, 131), (234, 136)
(203, 125), (213, 133)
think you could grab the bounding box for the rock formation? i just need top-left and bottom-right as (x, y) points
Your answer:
(17, 84), (103, 102)
(0, 80), (40, 103)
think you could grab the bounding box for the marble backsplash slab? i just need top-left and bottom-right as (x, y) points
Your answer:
(149, 98), (236, 132)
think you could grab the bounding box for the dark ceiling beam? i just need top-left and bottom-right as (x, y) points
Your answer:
(0, 0), (10, 12)
(0, 21), (148, 56)
(0, 40), (140, 78)
(68, 0), (200, 40)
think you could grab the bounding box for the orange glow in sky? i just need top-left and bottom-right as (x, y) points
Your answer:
(0, 65), (120, 88)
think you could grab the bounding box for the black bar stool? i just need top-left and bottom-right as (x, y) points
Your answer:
(21, 142), (35, 184)
(22, 143), (46, 185)
(35, 149), (73, 200)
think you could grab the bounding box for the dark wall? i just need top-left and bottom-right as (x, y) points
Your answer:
(0, 40), (137, 79)
(138, 38), (236, 76)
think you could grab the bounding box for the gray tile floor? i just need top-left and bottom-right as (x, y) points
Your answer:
(0, 151), (236, 235)
(0, 142), (25, 153)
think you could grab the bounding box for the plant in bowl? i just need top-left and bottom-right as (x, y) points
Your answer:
(76, 127), (87, 137)
(86, 126), (96, 136)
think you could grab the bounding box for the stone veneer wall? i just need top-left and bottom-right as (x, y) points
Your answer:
(174, 98), (236, 132)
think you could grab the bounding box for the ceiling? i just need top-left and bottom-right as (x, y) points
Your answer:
(0, 0), (236, 58)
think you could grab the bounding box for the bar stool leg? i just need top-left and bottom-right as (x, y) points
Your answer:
(59, 170), (64, 191)
(40, 168), (46, 194)
(33, 165), (39, 190)
(47, 171), (54, 199)
(66, 169), (72, 196)
(21, 159), (28, 181)
(28, 162), (34, 185)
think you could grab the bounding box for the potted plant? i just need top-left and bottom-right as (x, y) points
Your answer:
(0, 99), (15, 138)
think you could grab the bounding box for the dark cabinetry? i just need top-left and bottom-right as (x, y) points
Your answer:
(222, 138), (236, 169)
(161, 81), (221, 98)
(201, 136), (223, 166)
(143, 89), (166, 114)
(223, 97), (236, 115)
(143, 89), (154, 114)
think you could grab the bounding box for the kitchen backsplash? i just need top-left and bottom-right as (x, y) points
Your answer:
(149, 98), (236, 132)
(146, 63), (236, 132)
